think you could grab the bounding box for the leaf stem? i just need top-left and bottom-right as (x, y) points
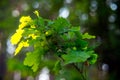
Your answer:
(72, 63), (87, 80)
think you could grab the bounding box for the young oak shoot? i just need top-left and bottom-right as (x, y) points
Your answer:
(10, 10), (98, 80)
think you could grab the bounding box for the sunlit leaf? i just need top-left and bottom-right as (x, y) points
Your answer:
(23, 49), (43, 72)
(69, 27), (80, 32)
(82, 33), (96, 39)
(88, 54), (98, 64)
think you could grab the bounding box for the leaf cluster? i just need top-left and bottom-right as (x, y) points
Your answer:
(11, 11), (98, 76)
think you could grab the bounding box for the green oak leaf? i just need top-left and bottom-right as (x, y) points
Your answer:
(24, 49), (43, 72)
(52, 17), (70, 32)
(62, 50), (94, 65)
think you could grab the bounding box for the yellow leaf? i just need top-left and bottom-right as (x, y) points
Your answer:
(34, 10), (40, 17)
(19, 16), (32, 23)
(10, 29), (24, 45)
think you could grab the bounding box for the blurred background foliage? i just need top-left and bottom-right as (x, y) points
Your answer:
(0, 0), (120, 80)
